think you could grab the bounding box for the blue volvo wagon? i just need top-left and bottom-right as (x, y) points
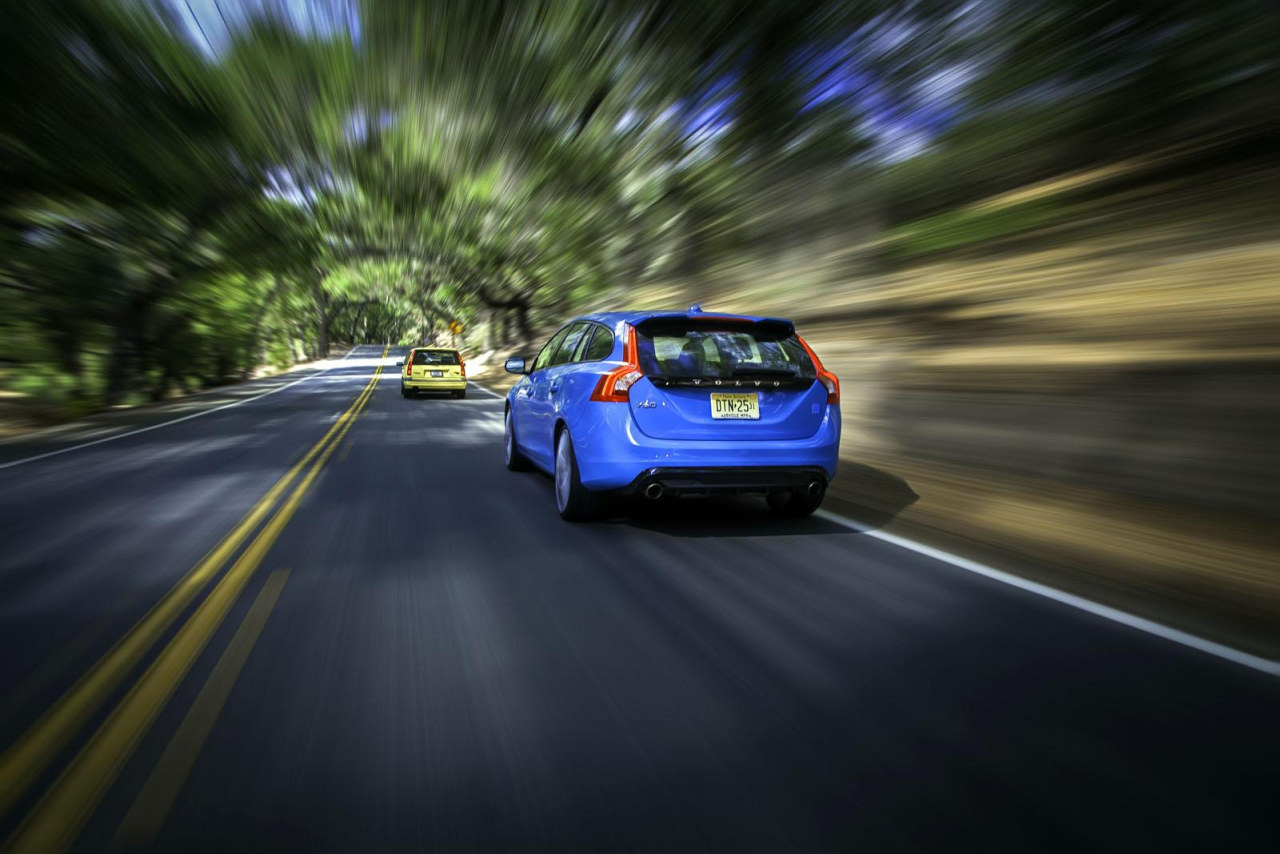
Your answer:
(504, 307), (841, 521)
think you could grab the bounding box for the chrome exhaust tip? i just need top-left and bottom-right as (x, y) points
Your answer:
(806, 480), (823, 497)
(643, 482), (665, 500)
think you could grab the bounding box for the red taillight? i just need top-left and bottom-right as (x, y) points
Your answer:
(460, 361), (466, 377)
(798, 336), (840, 404)
(590, 325), (642, 402)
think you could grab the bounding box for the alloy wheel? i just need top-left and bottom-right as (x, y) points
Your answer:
(504, 412), (515, 465)
(555, 433), (571, 513)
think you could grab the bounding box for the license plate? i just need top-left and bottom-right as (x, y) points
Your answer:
(430, 370), (443, 377)
(710, 393), (759, 420)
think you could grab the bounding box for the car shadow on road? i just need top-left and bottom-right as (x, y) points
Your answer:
(611, 462), (918, 539)
(824, 462), (920, 529)
(617, 501), (847, 537)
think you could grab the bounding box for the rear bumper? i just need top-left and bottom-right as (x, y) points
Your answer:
(573, 403), (840, 491)
(620, 466), (828, 496)
(402, 378), (466, 391)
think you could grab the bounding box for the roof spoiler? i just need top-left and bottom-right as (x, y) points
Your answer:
(634, 313), (795, 338)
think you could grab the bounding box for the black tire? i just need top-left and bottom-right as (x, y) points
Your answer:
(454, 389), (467, 399)
(554, 429), (603, 521)
(400, 385), (410, 399)
(766, 485), (826, 518)
(504, 409), (534, 471)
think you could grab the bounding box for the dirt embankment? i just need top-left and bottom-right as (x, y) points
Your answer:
(586, 162), (1280, 656)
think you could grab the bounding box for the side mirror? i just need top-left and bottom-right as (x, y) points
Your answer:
(395, 360), (403, 367)
(504, 357), (527, 375)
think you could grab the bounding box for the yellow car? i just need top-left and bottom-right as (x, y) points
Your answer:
(400, 348), (468, 399)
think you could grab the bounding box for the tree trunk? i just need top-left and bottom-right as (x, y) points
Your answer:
(104, 295), (152, 405)
(311, 278), (331, 359)
(483, 305), (496, 351)
(515, 302), (532, 343)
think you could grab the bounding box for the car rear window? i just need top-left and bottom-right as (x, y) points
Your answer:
(635, 323), (816, 380)
(412, 350), (460, 366)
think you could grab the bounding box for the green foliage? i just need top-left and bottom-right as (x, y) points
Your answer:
(1, 0), (1270, 417)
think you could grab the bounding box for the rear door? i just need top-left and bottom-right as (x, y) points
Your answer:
(527, 322), (592, 461)
(517, 323), (590, 464)
(552, 321), (616, 423)
(514, 327), (570, 464)
(627, 318), (828, 441)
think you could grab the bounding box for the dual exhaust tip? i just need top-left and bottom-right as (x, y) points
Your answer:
(641, 480), (823, 500)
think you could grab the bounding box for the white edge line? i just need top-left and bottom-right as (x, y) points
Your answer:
(0, 347), (362, 471)
(815, 510), (1280, 677)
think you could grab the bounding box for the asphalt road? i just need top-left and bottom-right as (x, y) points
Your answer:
(0, 345), (1275, 852)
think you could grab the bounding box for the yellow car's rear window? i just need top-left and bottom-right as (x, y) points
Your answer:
(411, 351), (460, 366)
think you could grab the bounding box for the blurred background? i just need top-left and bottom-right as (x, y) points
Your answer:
(1, 0), (1277, 649)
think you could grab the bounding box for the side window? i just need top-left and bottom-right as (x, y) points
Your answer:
(550, 322), (589, 367)
(580, 324), (615, 362)
(532, 327), (570, 373)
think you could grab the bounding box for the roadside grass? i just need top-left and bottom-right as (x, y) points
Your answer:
(882, 196), (1072, 259)
(878, 150), (1278, 265)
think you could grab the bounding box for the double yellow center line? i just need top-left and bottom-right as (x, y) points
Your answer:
(0, 347), (389, 852)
